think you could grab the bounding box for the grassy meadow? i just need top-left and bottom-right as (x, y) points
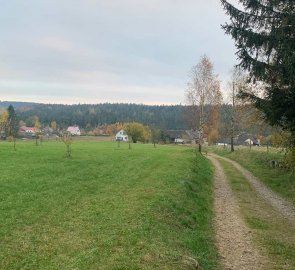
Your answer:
(0, 140), (219, 269)
(208, 146), (295, 205)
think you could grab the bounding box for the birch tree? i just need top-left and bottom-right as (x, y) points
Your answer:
(0, 111), (8, 139)
(186, 55), (222, 152)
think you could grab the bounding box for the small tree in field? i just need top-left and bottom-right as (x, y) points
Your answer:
(124, 122), (151, 144)
(51, 121), (57, 131)
(151, 127), (161, 148)
(34, 119), (42, 146)
(62, 132), (72, 158)
(0, 111), (8, 139)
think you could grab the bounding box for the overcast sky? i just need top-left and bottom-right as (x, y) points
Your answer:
(0, 0), (237, 105)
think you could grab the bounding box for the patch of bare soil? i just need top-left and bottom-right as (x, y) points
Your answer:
(208, 155), (268, 270)
(210, 153), (295, 228)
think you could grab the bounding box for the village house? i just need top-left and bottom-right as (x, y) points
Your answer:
(115, 129), (128, 141)
(217, 132), (261, 147)
(18, 126), (39, 137)
(67, 126), (81, 136)
(166, 130), (199, 144)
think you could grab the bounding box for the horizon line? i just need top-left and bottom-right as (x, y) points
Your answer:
(0, 100), (185, 107)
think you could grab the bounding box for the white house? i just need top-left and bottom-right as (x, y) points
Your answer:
(115, 129), (128, 141)
(67, 126), (81, 136)
(244, 138), (253, 145)
(175, 138), (184, 144)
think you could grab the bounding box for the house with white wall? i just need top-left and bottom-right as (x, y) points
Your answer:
(115, 129), (128, 141)
(67, 126), (81, 136)
(18, 126), (39, 137)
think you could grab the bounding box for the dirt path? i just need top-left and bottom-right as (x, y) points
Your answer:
(208, 155), (267, 270)
(210, 153), (295, 228)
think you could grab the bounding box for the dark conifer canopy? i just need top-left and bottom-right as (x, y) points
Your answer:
(7, 105), (18, 137)
(221, 0), (295, 132)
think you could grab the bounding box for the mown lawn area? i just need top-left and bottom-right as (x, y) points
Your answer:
(208, 146), (295, 205)
(0, 140), (219, 270)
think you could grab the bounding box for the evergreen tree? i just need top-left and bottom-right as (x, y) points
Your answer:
(7, 105), (18, 149)
(221, 0), (295, 138)
(7, 105), (18, 137)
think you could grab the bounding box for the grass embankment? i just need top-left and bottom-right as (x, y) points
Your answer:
(219, 159), (295, 269)
(0, 141), (219, 269)
(208, 146), (295, 205)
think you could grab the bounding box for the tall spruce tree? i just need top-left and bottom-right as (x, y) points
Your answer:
(7, 105), (18, 137)
(7, 105), (18, 149)
(221, 0), (295, 143)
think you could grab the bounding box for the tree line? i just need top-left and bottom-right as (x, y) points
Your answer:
(0, 101), (274, 136)
(0, 102), (187, 130)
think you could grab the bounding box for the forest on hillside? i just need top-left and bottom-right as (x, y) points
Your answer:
(0, 101), (272, 139)
(0, 102), (187, 130)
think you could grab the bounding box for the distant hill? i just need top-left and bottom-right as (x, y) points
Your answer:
(0, 101), (188, 130)
(0, 101), (39, 109)
(0, 101), (272, 136)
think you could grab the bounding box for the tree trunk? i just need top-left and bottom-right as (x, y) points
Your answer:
(231, 136), (234, 152)
(231, 83), (235, 152)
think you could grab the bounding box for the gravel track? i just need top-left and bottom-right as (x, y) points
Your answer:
(208, 155), (267, 270)
(210, 153), (295, 228)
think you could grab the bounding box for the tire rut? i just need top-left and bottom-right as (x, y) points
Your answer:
(208, 155), (267, 270)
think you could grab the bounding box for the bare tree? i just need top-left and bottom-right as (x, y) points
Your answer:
(62, 132), (72, 158)
(227, 67), (246, 152)
(224, 67), (271, 151)
(186, 55), (222, 152)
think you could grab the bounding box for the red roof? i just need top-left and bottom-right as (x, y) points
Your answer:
(19, 126), (39, 133)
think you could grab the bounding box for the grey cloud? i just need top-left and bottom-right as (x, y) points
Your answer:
(0, 0), (237, 104)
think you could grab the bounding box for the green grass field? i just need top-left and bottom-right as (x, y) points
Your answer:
(0, 140), (219, 270)
(208, 146), (295, 205)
